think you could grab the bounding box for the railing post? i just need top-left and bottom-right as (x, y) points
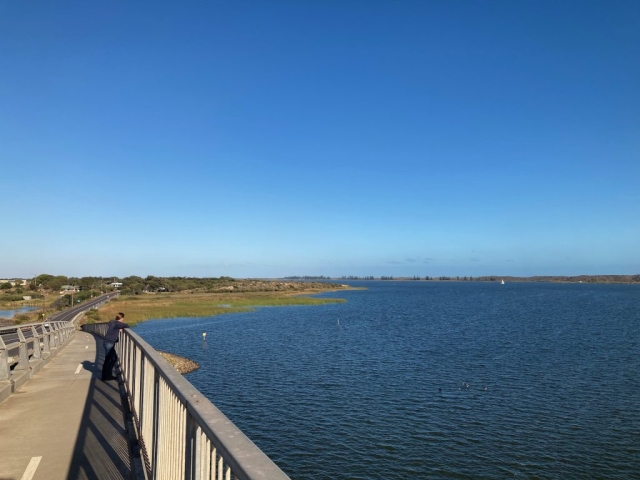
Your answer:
(46, 324), (57, 351)
(58, 322), (65, 344)
(15, 328), (30, 371)
(58, 322), (67, 343)
(0, 336), (9, 381)
(42, 326), (51, 355)
(30, 326), (42, 359)
(52, 323), (60, 347)
(47, 324), (55, 348)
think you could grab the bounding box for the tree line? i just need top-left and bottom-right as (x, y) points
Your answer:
(3, 274), (239, 297)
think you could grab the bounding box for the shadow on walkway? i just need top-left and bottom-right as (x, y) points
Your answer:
(67, 334), (133, 480)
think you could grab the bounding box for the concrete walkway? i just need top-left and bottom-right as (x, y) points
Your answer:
(0, 331), (134, 480)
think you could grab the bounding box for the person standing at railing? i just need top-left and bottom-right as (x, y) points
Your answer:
(101, 312), (129, 381)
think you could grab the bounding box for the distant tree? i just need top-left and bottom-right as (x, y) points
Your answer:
(51, 296), (69, 310)
(0, 282), (12, 290)
(42, 275), (69, 291)
(78, 276), (104, 291)
(122, 275), (145, 295)
(35, 274), (55, 287)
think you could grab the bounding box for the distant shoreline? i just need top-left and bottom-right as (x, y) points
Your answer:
(291, 275), (640, 284)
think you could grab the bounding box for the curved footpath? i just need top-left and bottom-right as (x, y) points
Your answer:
(0, 330), (135, 480)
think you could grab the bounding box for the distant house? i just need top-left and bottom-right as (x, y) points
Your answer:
(60, 285), (80, 293)
(110, 282), (123, 288)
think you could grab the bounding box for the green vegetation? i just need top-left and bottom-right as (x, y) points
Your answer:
(83, 308), (102, 324)
(1, 275), (350, 325)
(88, 291), (346, 327)
(12, 314), (31, 325)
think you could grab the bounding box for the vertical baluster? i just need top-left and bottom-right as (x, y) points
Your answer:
(170, 389), (177, 479)
(211, 447), (217, 480)
(165, 381), (171, 480)
(159, 380), (168, 480)
(180, 403), (187, 479)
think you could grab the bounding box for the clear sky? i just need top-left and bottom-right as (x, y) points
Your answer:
(1, 1), (638, 279)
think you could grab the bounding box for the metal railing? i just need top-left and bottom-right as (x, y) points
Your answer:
(83, 323), (290, 480)
(0, 318), (78, 382)
(0, 295), (113, 403)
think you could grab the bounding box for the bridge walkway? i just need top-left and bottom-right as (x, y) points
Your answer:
(0, 331), (135, 480)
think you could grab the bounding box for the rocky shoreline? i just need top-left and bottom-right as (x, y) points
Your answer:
(158, 351), (200, 374)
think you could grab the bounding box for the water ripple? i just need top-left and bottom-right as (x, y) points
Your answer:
(134, 282), (640, 479)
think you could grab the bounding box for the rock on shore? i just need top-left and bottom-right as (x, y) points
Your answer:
(158, 351), (200, 374)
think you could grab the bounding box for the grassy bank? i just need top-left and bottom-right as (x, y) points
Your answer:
(85, 291), (346, 326)
(0, 293), (61, 324)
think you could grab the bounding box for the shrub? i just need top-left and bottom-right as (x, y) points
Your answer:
(51, 297), (69, 310)
(83, 308), (102, 324)
(2, 294), (24, 301)
(14, 314), (31, 324)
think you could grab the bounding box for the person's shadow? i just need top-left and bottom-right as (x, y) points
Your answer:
(67, 334), (133, 479)
(81, 360), (96, 372)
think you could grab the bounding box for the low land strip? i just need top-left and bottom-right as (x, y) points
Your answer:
(83, 281), (349, 327)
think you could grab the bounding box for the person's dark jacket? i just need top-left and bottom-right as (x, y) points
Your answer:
(104, 318), (129, 342)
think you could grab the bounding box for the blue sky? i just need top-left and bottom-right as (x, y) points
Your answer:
(1, 1), (638, 278)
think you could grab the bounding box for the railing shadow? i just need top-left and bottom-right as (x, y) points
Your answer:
(67, 334), (133, 480)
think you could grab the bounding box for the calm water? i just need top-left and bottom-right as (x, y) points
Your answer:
(0, 306), (36, 318)
(134, 282), (640, 479)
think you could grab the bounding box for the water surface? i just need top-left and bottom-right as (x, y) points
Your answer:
(134, 282), (640, 479)
(0, 306), (37, 319)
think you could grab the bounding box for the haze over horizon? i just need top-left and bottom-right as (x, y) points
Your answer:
(2, 1), (638, 279)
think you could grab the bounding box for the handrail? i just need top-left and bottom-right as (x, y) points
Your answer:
(0, 320), (78, 381)
(0, 294), (113, 406)
(0, 293), (114, 375)
(83, 323), (290, 480)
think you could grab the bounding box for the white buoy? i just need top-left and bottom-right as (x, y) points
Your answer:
(202, 332), (207, 339)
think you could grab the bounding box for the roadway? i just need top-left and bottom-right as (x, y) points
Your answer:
(47, 292), (120, 323)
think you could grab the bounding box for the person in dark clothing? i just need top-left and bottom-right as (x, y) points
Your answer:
(101, 312), (129, 381)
